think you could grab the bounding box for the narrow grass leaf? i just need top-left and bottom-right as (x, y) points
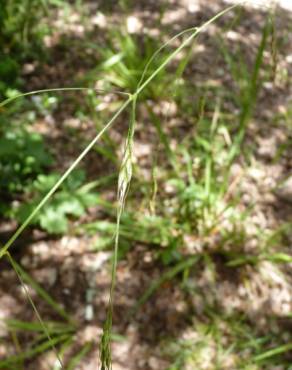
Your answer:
(7, 255), (71, 322)
(254, 342), (292, 362)
(132, 256), (200, 314)
(67, 342), (92, 370)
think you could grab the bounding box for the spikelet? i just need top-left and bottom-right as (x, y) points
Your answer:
(100, 96), (137, 370)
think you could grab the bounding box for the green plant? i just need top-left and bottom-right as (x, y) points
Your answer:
(0, 0), (51, 49)
(90, 31), (172, 99)
(0, 54), (20, 98)
(0, 128), (53, 197)
(3, 4), (287, 370)
(146, 99), (243, 243)
(217, 15), (271, 163)
(0, 0), (62, 98)
(165, 314), (292, 370)
(0, 253), (74, 369)
(13, 169), (98, 234)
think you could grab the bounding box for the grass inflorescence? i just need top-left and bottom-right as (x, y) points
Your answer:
(1, 1), (291, 369)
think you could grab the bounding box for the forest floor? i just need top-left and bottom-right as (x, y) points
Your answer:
(0, 1), (291, 369)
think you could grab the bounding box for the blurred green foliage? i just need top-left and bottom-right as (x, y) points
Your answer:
(0, 2), (291, 369)
(94, 32), (170, 98)
(0, 129), (53, 194)
(13, 170), (98, 234)
(0, 0), (50, 48)
(0, 0), (54, 97)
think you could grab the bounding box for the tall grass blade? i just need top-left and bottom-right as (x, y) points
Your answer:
(5, 252), (65, 369)
(228, 15), (271, 162)
(0, 5), (241, 369)
(6, 257), (71, 322)
(67, 342), (92, 370)
(0, 97), (131, 258)
(254, 342), (292, 362)
(133, 256), (199, 314)
(0, 334), (69, 369)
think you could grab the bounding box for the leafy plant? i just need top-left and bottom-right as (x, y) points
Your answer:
(13, 169), (98, 234)
(0, 129), (53, 195)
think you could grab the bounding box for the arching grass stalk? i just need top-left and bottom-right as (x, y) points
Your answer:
(0, 91), (131, 259)
(100, 94), (137, 370)
(0, 4), (239, 369)
(99, 5), (239, 369)
(0, 4), (238, 260)
(0, 87), (130, 109)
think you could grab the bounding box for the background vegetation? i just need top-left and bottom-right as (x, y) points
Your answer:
(0, 0), (291, 369)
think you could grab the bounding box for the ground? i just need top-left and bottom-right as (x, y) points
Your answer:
(0, 0), (291, 369)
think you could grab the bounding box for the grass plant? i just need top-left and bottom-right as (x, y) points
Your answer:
(0, 2), (291, 369)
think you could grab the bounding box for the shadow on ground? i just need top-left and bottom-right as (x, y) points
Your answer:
(0, 0), (291, 369)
